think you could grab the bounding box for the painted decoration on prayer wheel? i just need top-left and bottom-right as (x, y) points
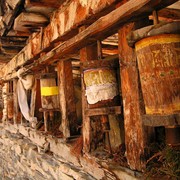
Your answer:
(135, 34), (180, 114)
(40, 75), (59, 109)
(83, 59), (120, 108)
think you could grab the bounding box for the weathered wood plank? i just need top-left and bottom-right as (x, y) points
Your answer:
(25, 0), (65, 9)
(158, 8), (180, 20)
(13, 78), (18, 124)
(14, 12), (49, 33)
(3, 0), (119, 77)
(127, 21), (180, 47)
(118, 23), (146, 171)
(0, 36), (27, 47)
(30, 78), (37, 117)
(3, 0), (178, 80)
(80, 26), (98, 152)
(6, 0), (20, 9)
(0, 0), (5, 16)
(85, 106), (121, 116)
(38, 0), (178, 64)
(143, 114), (180, 127)
(82, 58), (119, 69)
(1, 0), (24, 36)
(57, 60), (77, 138)
(41, 0), (118, 49)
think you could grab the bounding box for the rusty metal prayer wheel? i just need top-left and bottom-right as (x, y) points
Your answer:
(135, 34), (180, 115)
(83, 59), (120, 110)
(83, 59), (120, 153)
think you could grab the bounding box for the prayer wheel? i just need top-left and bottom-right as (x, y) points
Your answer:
(83, 59), (120, 153)
(135, 34), (180, 115)
(83, 59), (120, 109)
(40, 74), (59, 109)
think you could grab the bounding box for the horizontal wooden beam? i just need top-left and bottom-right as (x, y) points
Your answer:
(1, 0), (24, 36)
(158, 7), (180, 20)
(143, 114), (180, 127)
(127, 21), (180, 47)
(34, 0), (179, 64)
(85, 106), (121, 116)
(2, 0), (119, 77)
(14, 12), (49, 33)
(0, 53), (14, 63)
(3, 0), (178, 80)
(25, 0), (65, 9)
(0, 36), (27, 47)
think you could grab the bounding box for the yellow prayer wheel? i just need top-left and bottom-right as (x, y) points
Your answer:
(135, 34), (180, 115)
(40, 74), (59, 109)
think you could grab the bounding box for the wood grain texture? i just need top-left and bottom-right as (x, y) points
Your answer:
(57, 60), (77, 138)
(3, 0), (178, 80)
(118, 23), (146, 171)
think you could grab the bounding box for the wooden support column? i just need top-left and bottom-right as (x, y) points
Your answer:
(80, 26), (98, 153)
(57, 60), (77, 138)
(13, 79), (18, 124)
(118, 23), (146, 171)
(30, 78), (37, 118)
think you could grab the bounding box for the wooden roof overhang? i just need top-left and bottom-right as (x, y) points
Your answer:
(1, 0), (179, 80)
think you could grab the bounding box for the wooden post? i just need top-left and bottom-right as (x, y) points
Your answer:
(30, 78), (37, 117)
(13, 79), (18, 124)
(57, 60), (77, 138)
(44, 111), (48, 132)
(80, 26), (98, 153)
(118, 23), (146, 171)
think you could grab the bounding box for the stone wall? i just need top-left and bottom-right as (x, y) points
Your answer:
(0, 127), (95, 180)
(0, 125), (141, 180)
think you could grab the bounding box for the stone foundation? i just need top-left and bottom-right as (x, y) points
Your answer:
(0, 124), (141, 179)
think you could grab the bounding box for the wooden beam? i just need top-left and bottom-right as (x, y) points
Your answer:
(0, 53), (14, 63)
(38, 0), (178, 62)
(0, 36), (27, 47)
(143, 114), (180, 127)
(13, 78), (18, 124)
(6, 0), (22, 9)
(1, 0), (24, 36)
(24, 0), (65, 19)
(118, 23), (146, 171)
(3, 0), (178, 80)
(85, 106), (121, 116)
(0, 0), (5, 16)
(2, 0), (119, 77)
(13, 12), (49, 33)
(25, 0), (65, 9)
(127, 21), (180, 47)
(57, 60), (77, 138)
(30, 78), (37, 117)
(158, 8), (180, 20)
(80, 26), (98, 152)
